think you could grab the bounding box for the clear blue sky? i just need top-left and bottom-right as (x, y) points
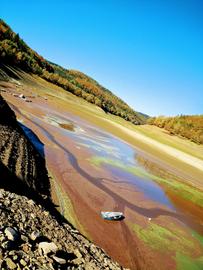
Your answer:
(1, 0), (203, 116)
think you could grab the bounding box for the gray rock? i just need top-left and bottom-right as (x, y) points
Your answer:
(8, 251), (15, 256)
(0, 234), (6, 242)
(21, 235), (28, 242)
(5, 258), (17, 269)
(20, 259), (27, 266)
(5, 227), (19, 241)
(72, 257), (83, 265)
(52, 255), (66, 264)
(75, 249), (82, 258)
(12, 255), (18, 261)
(0, 190), (4, 199)
(4, 199), (11, 206)
(30, 231), (41, 241)
(27, 199), (35, 205)
(2, 240), (16, 249)
(38, 242), (58, 255)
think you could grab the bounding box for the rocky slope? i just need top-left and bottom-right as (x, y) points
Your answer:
(0, 189), (122, 270)
(0, 95), (124, 269)
(0, 94), (50, 197)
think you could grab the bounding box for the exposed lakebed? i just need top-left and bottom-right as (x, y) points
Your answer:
(6, 92), (203, 270)
(30, 110), (203, 269)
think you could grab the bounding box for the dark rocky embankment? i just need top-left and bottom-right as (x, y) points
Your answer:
(0, 189), (122, 270)
(0, 94), (50, 197)
(0, 95), (124, 269)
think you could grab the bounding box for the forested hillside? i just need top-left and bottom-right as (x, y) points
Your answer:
(0, 19), (146, 124)
(147, 115), (203, 144)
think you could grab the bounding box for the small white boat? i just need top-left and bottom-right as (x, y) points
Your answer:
(101, 211), (124, 220)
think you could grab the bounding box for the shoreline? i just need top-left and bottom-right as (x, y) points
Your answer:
(104, 118), (203, 172)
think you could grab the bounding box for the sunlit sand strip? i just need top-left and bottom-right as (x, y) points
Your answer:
(103, 118), (203, 172)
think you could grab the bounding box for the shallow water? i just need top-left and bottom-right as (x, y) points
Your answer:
(105, 164), (175, 209)
(42, 112), (182, 210)
(19, 122), (45, 157)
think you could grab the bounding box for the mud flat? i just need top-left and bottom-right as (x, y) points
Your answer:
(1, 77), (203, 270)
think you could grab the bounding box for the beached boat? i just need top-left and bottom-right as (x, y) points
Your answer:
(101, 211), (124, 220)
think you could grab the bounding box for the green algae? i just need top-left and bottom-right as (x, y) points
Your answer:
(129, 221), (203, 269)
(90, 156), (203, 208)
(176, 253), (203, 270)
(129, 222), (194, 253)
(191, 230), (203, 247)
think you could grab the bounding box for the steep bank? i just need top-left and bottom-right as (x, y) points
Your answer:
(0, 189), (123, 269)
(0, 94), (50, 197)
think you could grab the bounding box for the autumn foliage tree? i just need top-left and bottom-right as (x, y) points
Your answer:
(147, 115), (203, 144)
(0, 19), (146, 124)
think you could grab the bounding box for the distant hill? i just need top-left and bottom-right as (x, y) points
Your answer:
(147, 115), (203, 144)
(0, 19), (147, 124)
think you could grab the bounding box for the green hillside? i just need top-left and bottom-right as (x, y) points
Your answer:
(0, 19), (146, 124)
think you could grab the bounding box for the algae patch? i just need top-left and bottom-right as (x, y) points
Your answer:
(191, 230), (203, 247)
(176, 252), (203, 270)
(129, 222), (193, 253)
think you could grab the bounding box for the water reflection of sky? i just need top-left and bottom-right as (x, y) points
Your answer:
(19, 122), (45, 157)
(44, 113), (136, 164)
(43, 113), (175, 209)
(105, 165), (174, 209)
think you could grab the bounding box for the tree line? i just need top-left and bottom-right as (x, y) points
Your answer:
(147, 115), (203, 144)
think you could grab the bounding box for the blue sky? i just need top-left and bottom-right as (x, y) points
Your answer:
(1, 0), (203, 116)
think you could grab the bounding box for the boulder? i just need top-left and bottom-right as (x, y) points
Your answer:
(5, 227), (19, 241)
(38, 242), (58, 255)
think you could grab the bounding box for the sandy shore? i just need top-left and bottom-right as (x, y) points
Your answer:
(103, 118), (203, 172)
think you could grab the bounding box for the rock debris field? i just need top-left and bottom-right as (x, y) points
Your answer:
(0, 189), (124, 270)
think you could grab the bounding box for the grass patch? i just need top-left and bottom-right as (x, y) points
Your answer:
(90, 156), (203, 208)
(176, 252), (203, 270)
(129, 222), (193, 253)
(191, 230), (203, 247)
(129, 221), (203, 269)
